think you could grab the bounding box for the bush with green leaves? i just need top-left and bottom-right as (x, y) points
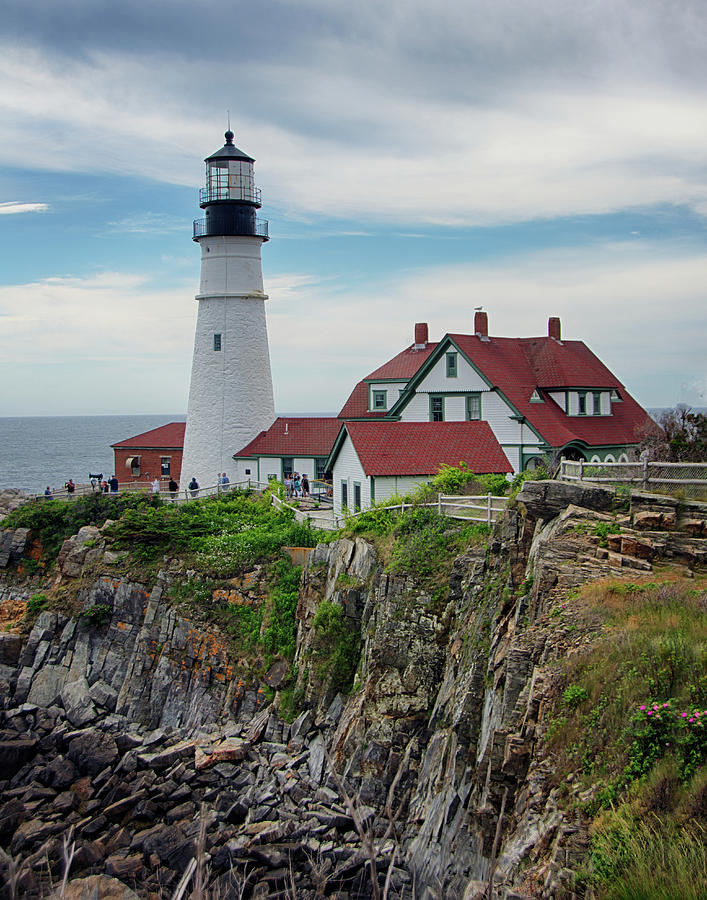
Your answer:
(109, 490), (331, 575)
(4, 492), (157, 564)
(386, 506), (490, 582)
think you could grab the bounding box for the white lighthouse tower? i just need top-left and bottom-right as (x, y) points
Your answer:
(180, 130), (275, 489)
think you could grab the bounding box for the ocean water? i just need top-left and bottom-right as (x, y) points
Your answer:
(0, 415), (186, 494)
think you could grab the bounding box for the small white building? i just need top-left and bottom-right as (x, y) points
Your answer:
(232, 417), (341, 487)
(326, 420), (512, 515)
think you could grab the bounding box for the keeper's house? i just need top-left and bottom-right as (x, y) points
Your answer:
(111, 422), (186, 486)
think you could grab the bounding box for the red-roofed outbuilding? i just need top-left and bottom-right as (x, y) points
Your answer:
(111, 422), (186, 486)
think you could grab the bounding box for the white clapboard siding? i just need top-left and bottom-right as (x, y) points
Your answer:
(331, 434), (370, 515)
(259, 457), (281, 482)
(420, 353), (489, 392)
(373, 475), (429, 504)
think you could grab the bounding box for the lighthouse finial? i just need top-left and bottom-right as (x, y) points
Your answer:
(225, 111), (234, 144)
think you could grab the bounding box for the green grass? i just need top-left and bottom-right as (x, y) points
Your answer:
(591, 809), (707, 900)
(544, 576), (707, 895)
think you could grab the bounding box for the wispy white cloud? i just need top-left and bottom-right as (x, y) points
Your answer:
(107, 213), (188, 234)
(267, 239), (707, 411)
(1, 0), (707, 225)
(0, 201), (49, 215)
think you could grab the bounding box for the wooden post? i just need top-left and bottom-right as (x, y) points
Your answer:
(642, 456), (648, 491)
(487, 493), (492, 526)
(579, 459), (584, 482)
(438, 492), (442, 515)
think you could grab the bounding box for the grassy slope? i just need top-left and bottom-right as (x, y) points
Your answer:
(544, 576), (707, 899)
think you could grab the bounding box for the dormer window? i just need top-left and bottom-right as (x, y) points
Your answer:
(372, 390), (387, 410)
(611, 389), (622, 402)
(578, 391), (587, 415)
(592, 391), (602, 415)
(530, 389), (544, 403)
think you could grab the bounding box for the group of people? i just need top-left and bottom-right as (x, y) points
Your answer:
(285, 472), (310, 499)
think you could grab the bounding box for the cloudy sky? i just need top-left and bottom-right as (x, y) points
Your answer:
(1, 0), (706, 417)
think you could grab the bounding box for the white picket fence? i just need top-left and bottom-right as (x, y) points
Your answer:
(558, 458), (707, 500)
(33, 479), (508, 532)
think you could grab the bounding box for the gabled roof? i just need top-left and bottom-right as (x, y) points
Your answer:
(337, 342), (438, 418)
(331, 421), (512, 476)
(448, 334), (652, 448)
(233, 417), (342, 458)
(386, 332), (653, 449)
(111, 422), (186, 450)
(337, 382), (389, 419)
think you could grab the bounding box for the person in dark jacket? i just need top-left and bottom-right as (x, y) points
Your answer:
(188, 477), (199, 498)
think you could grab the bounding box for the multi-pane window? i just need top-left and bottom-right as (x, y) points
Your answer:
(160, 457), (171, 476)
(372, 390), (387, 410)
(430, 395), (444, 422)
(341, 481), (348, 509)
(213, 333), (222, 351)
(578, 392), (587, 415)
(353, 482), (361, 511)
(282, 457), (294, 479)
(315, 457), (327, 481)
(466, 393), (482, 420)
(592, 391), (602, 415)
(446, 352), (458, 378)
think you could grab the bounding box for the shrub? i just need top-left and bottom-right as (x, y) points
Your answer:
(563, 684), (589, 711)
(79, 604), (112, 627)
(311, 601), (360, 694)
(26, 593), (49, 615)
(4, 492), (156, 564)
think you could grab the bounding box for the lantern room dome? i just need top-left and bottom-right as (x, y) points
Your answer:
(205, 130), (255, 164)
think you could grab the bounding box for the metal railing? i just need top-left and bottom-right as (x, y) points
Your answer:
(192, 217), (269, 239)
(558, 458), (707, 500)
(199, 185), (262, 205)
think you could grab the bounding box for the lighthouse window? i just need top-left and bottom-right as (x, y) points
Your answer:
(213, 333), (222, 352)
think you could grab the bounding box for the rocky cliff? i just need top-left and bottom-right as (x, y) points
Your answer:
(0, 483), (704, 898)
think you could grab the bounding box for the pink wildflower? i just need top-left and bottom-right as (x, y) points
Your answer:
(681, 712), (688, 718)
(689, 718), (695, 723)
(663, 703), (669, 708)
(640, 705), (646, 711)
(647, 711), (653, 716)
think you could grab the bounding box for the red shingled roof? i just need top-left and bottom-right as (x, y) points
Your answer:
(234, 417), (342, 458)
(338, 342), (438, 417)
(449, 334), (652, 448)
(111, 422), (186, 449)
(342, 421), (511, 476)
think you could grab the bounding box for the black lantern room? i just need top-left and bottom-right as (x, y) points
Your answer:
(193, 131), (268, 241)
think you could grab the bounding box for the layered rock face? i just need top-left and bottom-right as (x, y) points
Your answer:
(0, 485), (705, 898)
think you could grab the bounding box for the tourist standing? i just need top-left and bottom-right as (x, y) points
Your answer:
(151, 477), (160, 494)
(109, 475), (119, 493)
(168, 478), (178, 499)
(44, 486), (52, 499)
(302, 474), (310, 498)
(188, 477), (199, 498)
(221, 472), (230, 491)
(293, 473), (301, 498)
(65, 479), (76, 496)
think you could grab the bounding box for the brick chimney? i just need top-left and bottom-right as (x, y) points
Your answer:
(548, 316), (561, 341)
(414, 322), (429, 348)
(474, 310), (488, 337)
